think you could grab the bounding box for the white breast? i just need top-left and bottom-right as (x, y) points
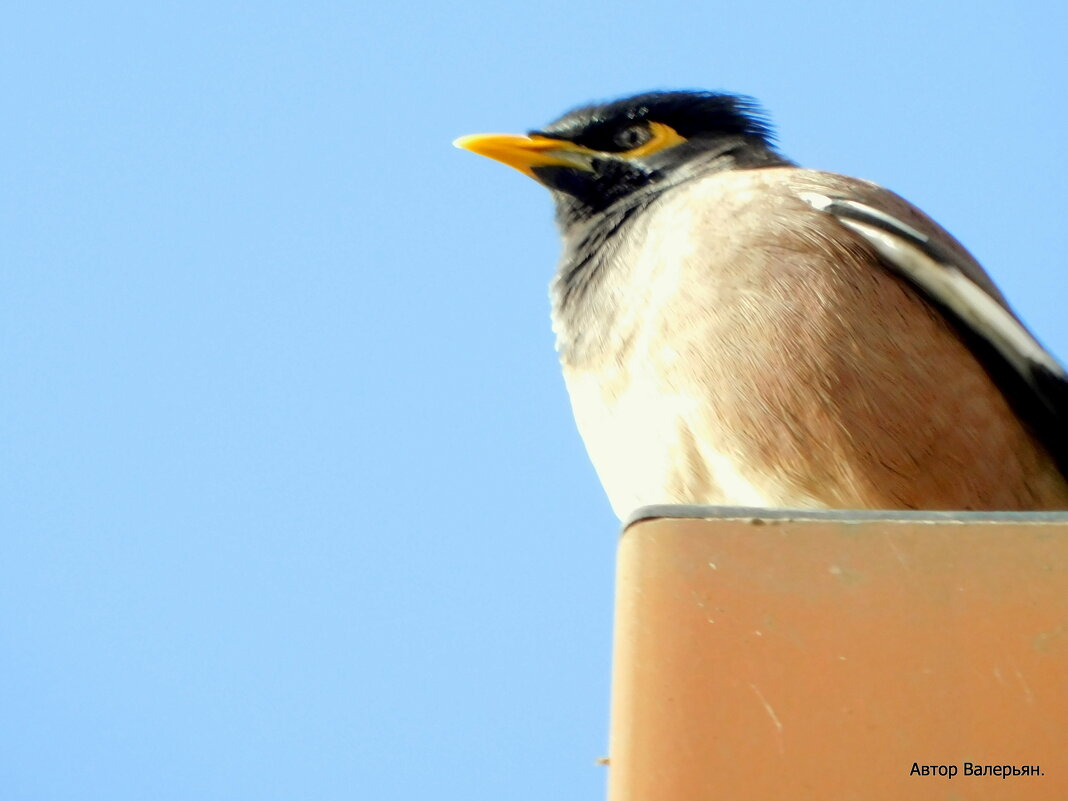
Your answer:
(558, 176), (821, 517)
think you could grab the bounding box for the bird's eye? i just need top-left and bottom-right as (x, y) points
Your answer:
(613, 124), (652, 151)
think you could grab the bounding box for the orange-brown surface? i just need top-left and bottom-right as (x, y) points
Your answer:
(608, 515), (1068, 800)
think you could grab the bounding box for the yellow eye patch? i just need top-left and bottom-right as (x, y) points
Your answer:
(618, 122), (687, 159)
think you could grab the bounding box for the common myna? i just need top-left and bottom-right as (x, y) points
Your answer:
(455, 90), (1068, 516)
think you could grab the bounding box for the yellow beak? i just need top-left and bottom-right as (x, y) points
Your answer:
(452, 133), (594, 180)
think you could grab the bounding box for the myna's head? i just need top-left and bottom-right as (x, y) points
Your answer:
(455, 91), (787, 225)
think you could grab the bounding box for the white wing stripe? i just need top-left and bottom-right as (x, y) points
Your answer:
(800, 192), (1066, 379)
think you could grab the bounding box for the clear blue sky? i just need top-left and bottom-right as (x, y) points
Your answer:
(3, 2), (1066, 799)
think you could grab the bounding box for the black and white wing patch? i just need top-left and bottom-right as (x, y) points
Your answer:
(801, 191), (1068, 478)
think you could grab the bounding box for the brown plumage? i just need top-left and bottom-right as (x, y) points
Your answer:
(560, 169), (1068, 514)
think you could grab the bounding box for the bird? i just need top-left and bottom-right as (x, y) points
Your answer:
(454, 90), (1068, 517)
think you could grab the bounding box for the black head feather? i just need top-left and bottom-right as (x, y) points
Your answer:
(533, 90), (777, 151)
(530, 90), (787, 224)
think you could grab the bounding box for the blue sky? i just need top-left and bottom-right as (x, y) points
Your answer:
(3, 2), (1066, 799)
